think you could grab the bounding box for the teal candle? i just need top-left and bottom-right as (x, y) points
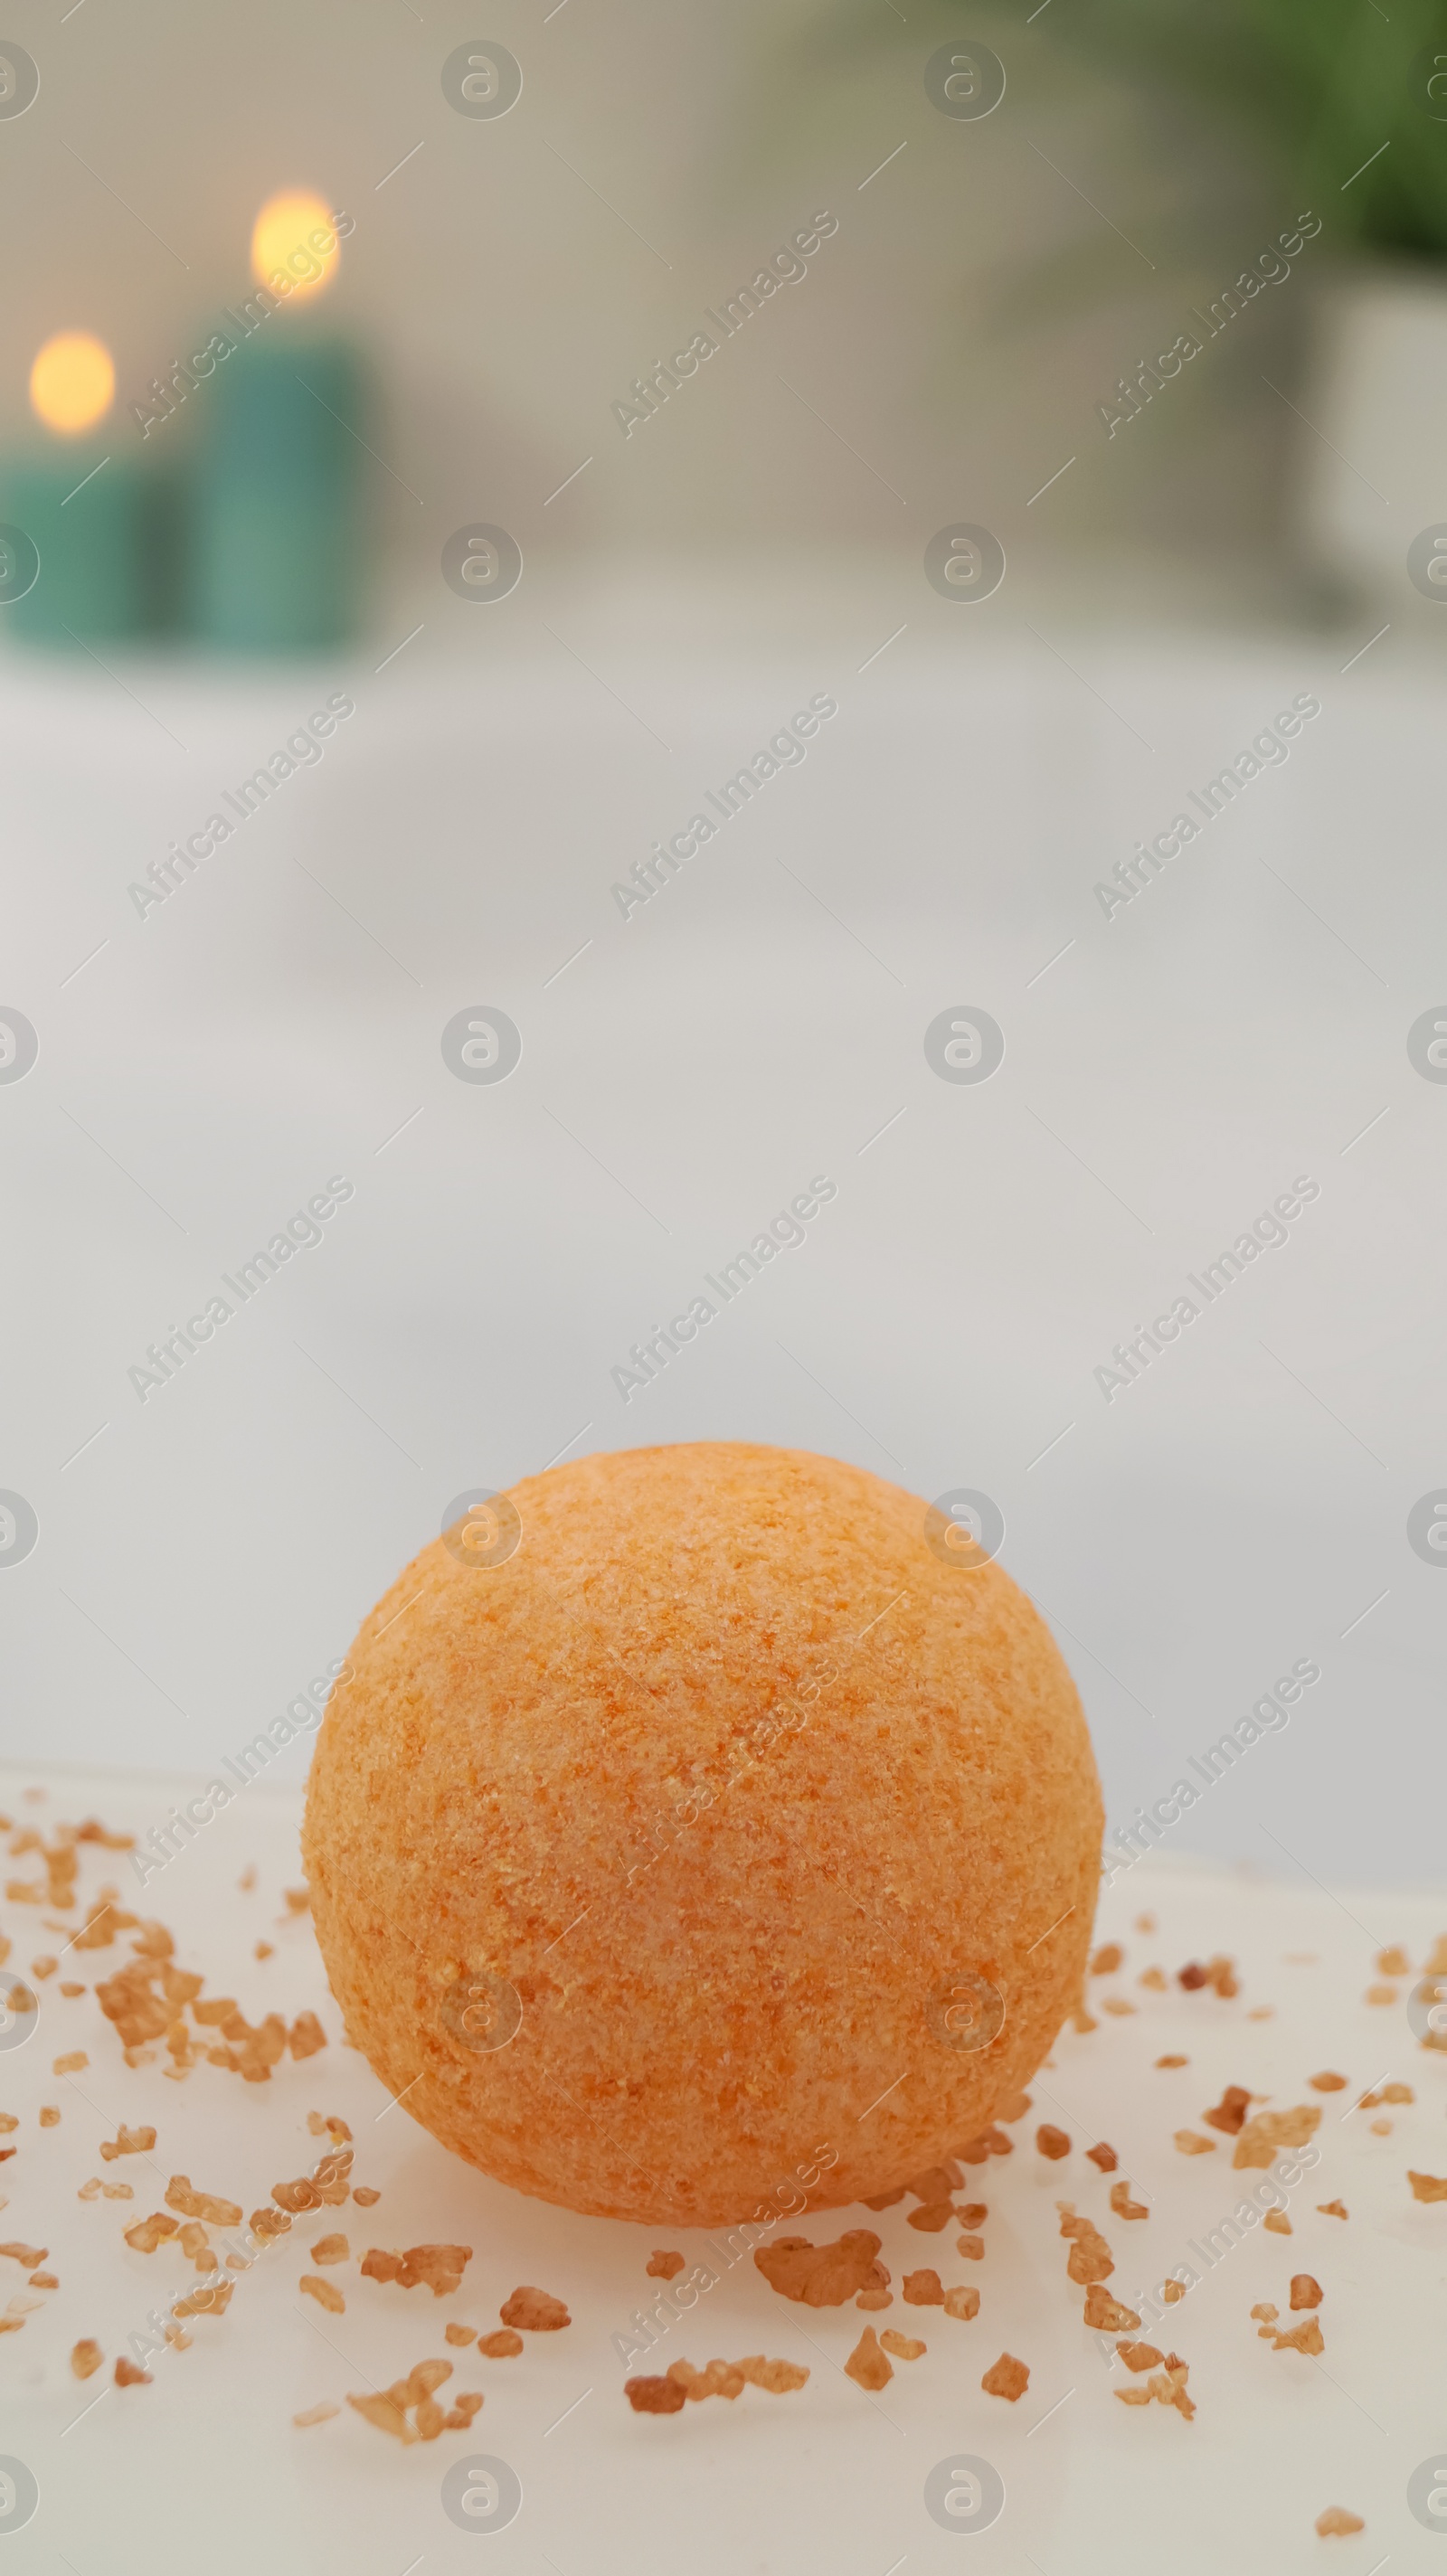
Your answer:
(190, 335), (364, 652)
(0, 447), (157, 645)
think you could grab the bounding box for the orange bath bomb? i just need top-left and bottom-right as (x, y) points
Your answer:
(303, 1442), (1101, 2226)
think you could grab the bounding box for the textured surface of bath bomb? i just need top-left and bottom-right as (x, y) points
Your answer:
(303, 1442), (1102, 2226)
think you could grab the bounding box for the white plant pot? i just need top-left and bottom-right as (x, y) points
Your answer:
(1300, 264), (1447, 609)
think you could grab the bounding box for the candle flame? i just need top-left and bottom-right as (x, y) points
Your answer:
(251, 190), (342, 301)
(30, 331), (115, 436)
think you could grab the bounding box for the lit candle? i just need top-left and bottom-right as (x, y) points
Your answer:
(0, 331), (156, 644)
(189, 188), (363, 653)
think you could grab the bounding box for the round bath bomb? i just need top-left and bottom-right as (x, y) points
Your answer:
(303, 1442), (1102, 2226)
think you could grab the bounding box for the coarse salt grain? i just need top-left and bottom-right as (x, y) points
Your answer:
(625, 2374), (685, 2413)
(123, 2213), (178, 2253)
(1059, 2213), (1114, 2284)
(306, 2112), (352, 2141)
(348, 2392), (415, 2441)
(499, 2285), (570, 2330)
(844, 2326), (892, 2391)
(902, 2269), (942, 2306)
(1083, 2285), (1140, 2332)
(1202, 2085), (1252, 2137)
(905, 2162), (962, 2201)
(667, 2358), (744, 2401)
(166, 2177), (241, 2225)
(361, 2242), (472, 2296)
(1271, 2315), (1324, 2354)
(960, 2125), (1013, 2163)
(754, 2232), (886, 2307)
(174, 2279), (234, 2318)
(981, 2351), (1029, 2401)
(1233, 2106), (1319, 2170)
(99, 2125), (156, 2162)
(735, 2355), (809, 2392)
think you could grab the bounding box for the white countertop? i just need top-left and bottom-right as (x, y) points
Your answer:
(0, 1765), (1442, 2574)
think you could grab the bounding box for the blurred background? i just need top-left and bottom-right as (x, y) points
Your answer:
(2, 0), (1444, 1882)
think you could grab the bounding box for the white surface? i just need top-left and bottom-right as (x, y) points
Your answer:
(0, 1766), (1443, 2574)
(3, 612), (1446, 1882)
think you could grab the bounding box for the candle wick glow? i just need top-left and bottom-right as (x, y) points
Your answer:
(250, 190), (345, 302)
(30, 331), (115, 436)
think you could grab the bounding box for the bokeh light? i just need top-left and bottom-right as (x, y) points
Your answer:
(250, 188), (340, 300)
(29, 331), (115, 435)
